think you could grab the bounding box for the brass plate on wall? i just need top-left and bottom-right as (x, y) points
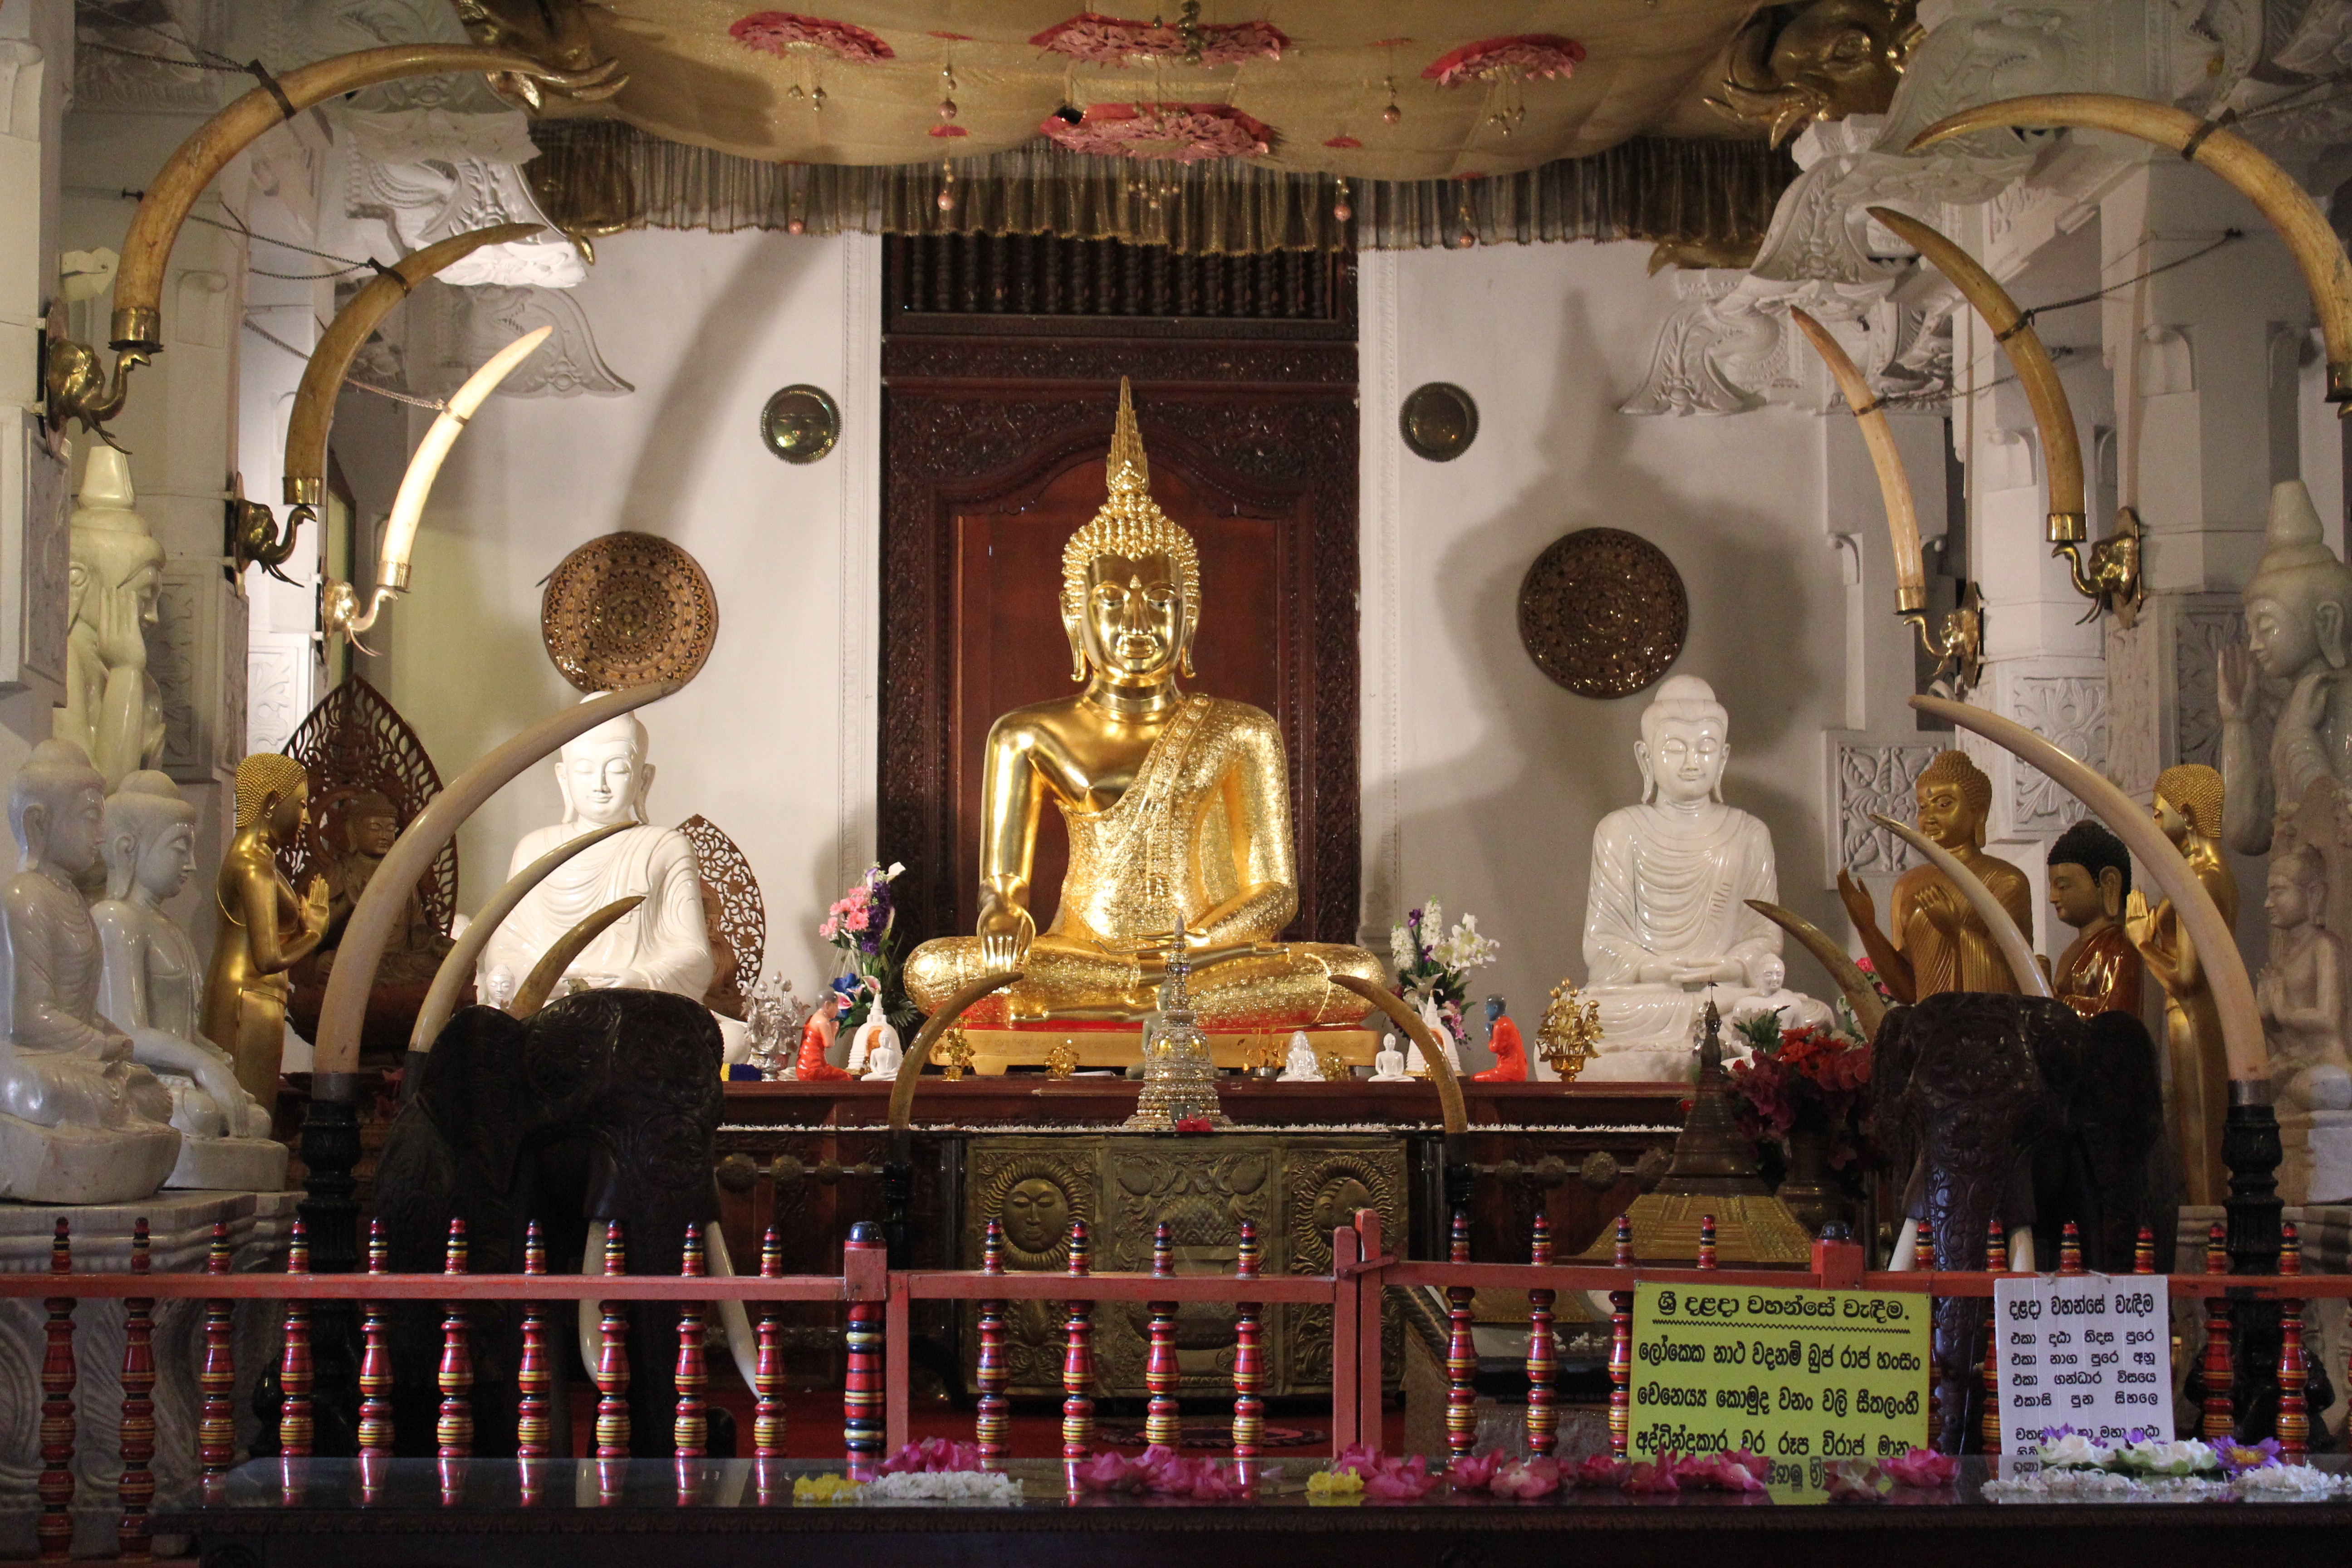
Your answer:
(1399, 382), (1477, 461)
(1518, 527), (1687, 698)
(760, 384), (841, 463)
(541, 530), (719, 692)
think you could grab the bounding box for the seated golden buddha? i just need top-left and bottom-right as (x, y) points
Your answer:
(905, 381), (1384, 1030)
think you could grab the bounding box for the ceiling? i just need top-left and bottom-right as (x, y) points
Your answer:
(550, 2), (1768, 180)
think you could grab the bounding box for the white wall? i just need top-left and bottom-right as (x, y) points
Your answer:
(1361, 244), (1853, 1068)
(379, 228), (879, 996)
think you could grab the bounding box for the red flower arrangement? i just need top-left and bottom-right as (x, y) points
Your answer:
(1039, 102), (1274, 162)
(730, 12), (894, 63)
(1725, 1019), (1874, 1175)
(1422, 35), (1585, 88)
(1031, 13), (1287, 67)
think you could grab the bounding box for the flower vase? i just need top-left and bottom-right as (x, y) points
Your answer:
(1775, 1119), (1843, 1238)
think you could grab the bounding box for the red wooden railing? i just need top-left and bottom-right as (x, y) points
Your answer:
(0, 1206), (2343, 1556)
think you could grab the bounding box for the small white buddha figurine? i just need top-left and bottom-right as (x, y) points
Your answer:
(56, 448), (166, 794)
(1581, 675), (1828, 1081)
(1277, 1029), (1323, 1082)
(860, 1021), (903, 1081)
(92, 772), (286, 1191)
(0, 740), (181, 1202)
(1370, 1033), (1411, 1083)
(479, 702), (747, 1060)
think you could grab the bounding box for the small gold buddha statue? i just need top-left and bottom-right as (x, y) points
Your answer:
(1840, 749), (2032, 1002)
(903, 379), (1385, 1028)
(202, 754), (330, 1104)
(2126, 762), (2239, 1206)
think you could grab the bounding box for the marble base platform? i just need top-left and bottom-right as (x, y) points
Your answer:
(0, 1189), (298, 1556)
(0, 1110), (181, 1204)
(164, 1135), (289, 1193)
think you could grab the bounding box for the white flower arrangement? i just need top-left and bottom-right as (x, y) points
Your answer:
(862, 1470), (1022, 1504)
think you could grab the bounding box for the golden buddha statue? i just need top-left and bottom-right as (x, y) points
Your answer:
(2126, 763), (2239, 1206)
(202, 754), (330, 1104)
(903, 380), (1384, 1029)
(1840, 749), (2032, 1002)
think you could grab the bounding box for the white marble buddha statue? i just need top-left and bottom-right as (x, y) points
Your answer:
(2220, 480), (2352, 853)
(92, 771), (285, 1191)
(0, 740), (180, 1202)
(1580, 676), (1827, 1081)
(479, 705), (746, 1059)
(56, 448), (165, 793)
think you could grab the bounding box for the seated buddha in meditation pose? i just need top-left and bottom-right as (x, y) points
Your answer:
(1580, 675), (1828, 1080)
(904, 380), (1384, 1028)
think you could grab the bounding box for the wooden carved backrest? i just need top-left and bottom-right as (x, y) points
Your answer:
(278, 675), (456, 934)
(679, 814), (765, 1021)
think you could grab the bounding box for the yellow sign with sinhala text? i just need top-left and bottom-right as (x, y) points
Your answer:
(1628, 1281), (1931, 1465)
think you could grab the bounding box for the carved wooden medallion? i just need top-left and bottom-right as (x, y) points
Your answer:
(541, 530), (719, 693)
(1517, 526), (1687, 698)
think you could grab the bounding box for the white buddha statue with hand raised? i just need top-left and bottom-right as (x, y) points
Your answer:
(1581, 676), (1827, 1080)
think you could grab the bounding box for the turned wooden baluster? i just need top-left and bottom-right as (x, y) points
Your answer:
(755, 1226), (786, 1461)
(2278, 1222), (2309, 1460)
(674, 1225), (709, 1459)
(199, 1222), (235, 1480)
(436, 1219), (473, 1459)
(1524, 1213), (1557, 1458)
(1916, 1230), (1941, 1452)
(1608, 1215), (1633, 1460)
(39, 1219), (75, 1562)
(594, 1224), (631, 1459)
(1144, 1222), (1180, 1448)
(1696, 1214), (1718, 1272)
(1980, 1220), (2008, 1456)
(2058, 1220), (2083, 1276)
(116, 1219), (154, 1563)
(2200, 1221), (2233, 1443)
(843, 1222), (886, 1468)
(975, 1220), (1008, 1467)
(1060, 1220), (1096, 1460)
(516, 1221), (551, 1461)
(358, 1221), (392, 1459)
(1231, 1220), (1263, 1460)
(2134, 1225), (2156, 1275)
(278, 1220), (314, 1459)
(1444, 1211), (1475, 1461)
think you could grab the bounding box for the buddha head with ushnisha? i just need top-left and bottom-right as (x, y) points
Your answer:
(1914, 749), (1994, 853)
(67, 448), (163, 653)
(2154, 763), (2224, 855)
(101, 770), (196, 906)
(1635, 675), (1730, 807)
(12, 740), (107, 882)
(2046, 819), (2130, 932)
(557, 701), (653, 830)
(233, 753), (310, 845)
(2245, 480), (2352, 682)
(1060, 378), (1200, 689)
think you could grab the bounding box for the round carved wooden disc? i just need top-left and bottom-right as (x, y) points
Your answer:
(541, 531), (720, 693)
(1517, 528), (1687, 698)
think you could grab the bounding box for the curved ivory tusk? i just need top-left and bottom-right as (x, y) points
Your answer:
(885, 970), (1025, 1133)
(1334, 975), (1468, 1135)
(317, 682), (681, 1080)
(577, 1220), (758, 1398)
(1913, 694), (2264, 1078)
(511, 897), (645, 1017)
(1744, 899), (1887, 1037)
(113, 45), (615, 353)
(376, 326), (551, 591)
(1869, 207), (2085, 540)
(282, 225), (543, 511)
(1907, 94), (2352, 408)
(410, 822), (632, 1052)
(1788, 308), (1928, 612)
(1869, 813), (2052, 1000)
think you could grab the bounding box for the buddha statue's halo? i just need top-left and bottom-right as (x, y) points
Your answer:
(101, 771), (195, 902)
(2246, 480), (2352, 670)
(1635, 674), (1729, 804)
(232, 753), (309, 830)
(1059, 377), (1202, 680)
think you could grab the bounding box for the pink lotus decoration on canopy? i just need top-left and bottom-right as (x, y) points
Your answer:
(1032, 12), (1287, 66)
(730, 12), (895, 63)
(1422, 34), (1585, 87)
(1039, 102), (1274, 162)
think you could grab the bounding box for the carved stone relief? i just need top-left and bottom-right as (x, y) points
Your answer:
(153, 564), (246, 784)
(71, 0), (226, 114)
(2175, 603), (2245, 770)
(410, 283), (632, 399)
(3, 415), (70, 693)
(1835, 742), (1941, 878)
(244, 641), (305, 757)
(2006, 675), (2108, 835)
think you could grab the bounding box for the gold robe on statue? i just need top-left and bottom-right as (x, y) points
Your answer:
(906, 695), (1382, 1028)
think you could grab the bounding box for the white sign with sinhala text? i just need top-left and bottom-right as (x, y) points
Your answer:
(1992, 1272), (2171, 1457)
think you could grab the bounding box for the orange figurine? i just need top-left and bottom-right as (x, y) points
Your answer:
(793, 990), (852, 1082)
(1473, 995), (1528, 1082)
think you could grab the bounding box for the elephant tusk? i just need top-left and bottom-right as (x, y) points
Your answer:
(1744, 899), (1886, 1037)
(1890, 1217), (1921, 1273)
(373, 326), (551, 596)
(318, 683), (682, 1082)
(112, 45), (616, 355)
(1869, 814), (2052, 1000)
(1868, 207), (2085, 542)
(511, 897), (646, 1016)
(1906, 94), (2352, 410)
(283, 224), (544, 514)
(885, 970), (1025, 1135)
(1334, 975), (1468, 1137)
(700, 1220), (760, 1396)
(1913, 694), (2264, 1079)
(411, 823), (632, 1053)
(1788, 309), (1928, 614)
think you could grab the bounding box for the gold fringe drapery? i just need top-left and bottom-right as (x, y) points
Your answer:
(525, 121), (1793, 257)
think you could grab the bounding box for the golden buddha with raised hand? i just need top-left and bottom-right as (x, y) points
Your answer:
(905, 380), (1384, 1028)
